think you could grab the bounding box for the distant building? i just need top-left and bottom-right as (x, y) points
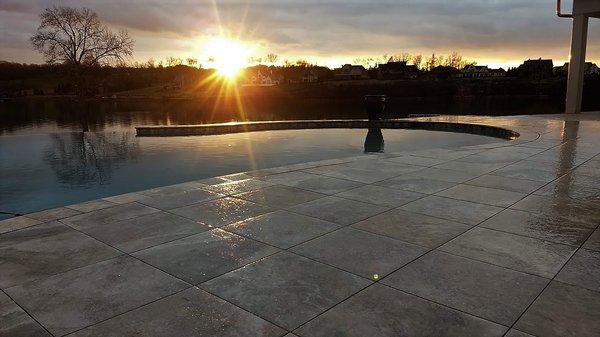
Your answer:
(554, 62), (600, 76)
(516, 58), (554, 79)
(333, 64), (369, 80)
(457, 65), (506, 78)
(247, 69), (282, 86)
(430, 65), (460, 79)
(301, 69), (320, 83)
(377, 61), (419, 79)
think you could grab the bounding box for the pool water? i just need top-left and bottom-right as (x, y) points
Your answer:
(0, 128), (499, 218)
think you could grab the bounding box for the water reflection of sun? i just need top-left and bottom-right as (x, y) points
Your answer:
(205, 37), (251, 79)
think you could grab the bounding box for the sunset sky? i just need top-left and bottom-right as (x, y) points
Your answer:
(1, 0), (599, 69)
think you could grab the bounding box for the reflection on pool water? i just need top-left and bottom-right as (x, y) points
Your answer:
(0, 128), (499, 218)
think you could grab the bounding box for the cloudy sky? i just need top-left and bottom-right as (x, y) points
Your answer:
(1, 0), (598, 68)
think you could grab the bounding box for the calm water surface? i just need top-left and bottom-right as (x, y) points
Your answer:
(0, 98), (519, 218)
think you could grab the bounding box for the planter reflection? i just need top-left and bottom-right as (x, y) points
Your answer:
(364, 128), (385, 153)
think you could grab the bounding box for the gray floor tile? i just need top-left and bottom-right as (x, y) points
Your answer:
(171, 197), (274, 227)
(436, 184), (526, 207)
(533, 177), (600, 201)
(511, 194), (600, 227)
(408, 148), (477, 160)
(434, 161), (506, 175)
(26, 207), (81, 222)
(515, 281), (600, 337)
(202, 251), (370, 330)
(137, 182), (206, 197)
(204, 179), (275, 195)
(61, 203), (160, 229)
(0, 217), (42, 235)
(491, 166), (559, 183)
(66, 199), (118, 213)
(555, 249), (600, 292)
(0, 291), (51, 337)
(406, 167), (482, 183)
(296, 284), (507, 337)
(282, 174), (364, 195)
(465, 175), (546, 194)
(134, 229), (278, 284)
(400, 196), (502, 225)
(69, 287), (285, 337)
(353, 209), (470, 248)
(385, 155), (448, 167)
(223, 210), (339, 249)
(375, 176), (456, 194)
(291, 228), (426, 278)
(583, 228), (600, 252)
(0, 222), (120, 288)
(102, 192), (148, 204)
(288, 196), (388, 226)
(336, 185), (425, 208)
(440, 227), (576, 278)
(138, 188), (223, 210)
(305, 165), (405, 184)
(504, 329), (537, 337)
(6, 256), (188, 336)
(383, 251), (548, 325)
(235, 185), (325, 208)
(76, 212), (210, 253)
(480, 209), (594, 246)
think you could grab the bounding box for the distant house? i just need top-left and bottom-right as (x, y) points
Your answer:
(333, 64), (369, 80)
(247, 69), (282, 86)
(301, 69), (320, 83)
(377, 61), (419, 79)
(554, 62), (600, 76)
(430, 65), (460, 79)
(457, 65), (506, 79)
(516, 58), (554, 79)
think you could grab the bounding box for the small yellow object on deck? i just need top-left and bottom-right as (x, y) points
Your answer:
(373, 274), (380, 281)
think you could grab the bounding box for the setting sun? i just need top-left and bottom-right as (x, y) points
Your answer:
(205, 37), (251, 79)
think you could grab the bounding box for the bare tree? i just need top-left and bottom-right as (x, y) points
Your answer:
(186, 58), (198, 67)
(166, 56), (183, 67)
(265, 53), (279, 64)
(412, 54), (423, 69)
(31, 7), (134, 66)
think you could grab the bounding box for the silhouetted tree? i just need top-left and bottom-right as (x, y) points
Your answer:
(265, 53), (279, 64)
(186, 58), (198, 67)
(31, 7), (133, 66)
(412, 54), (423, 69)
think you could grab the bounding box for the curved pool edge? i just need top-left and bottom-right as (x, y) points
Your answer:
(135, 119), (520, 141)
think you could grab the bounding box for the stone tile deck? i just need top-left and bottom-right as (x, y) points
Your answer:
(1, 113), (600, 336)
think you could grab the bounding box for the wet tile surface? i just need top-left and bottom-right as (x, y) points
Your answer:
(353, 209), (470, 248)
(555, 248), (600, 291)
(374, 175), (456, 194)
(440, 227), (576, 278)
(480, 209), (593, 246)
(0, 291), (51, 337)
(436, 184), (526, 207)
(384, 251), (548, 325)
(0, 222), (121, 288)
(5, 256), (188, 336)
(69, 287), (285, 337)
(515, 281), (600, 337)
(203, 251), (370, 330)
(134, 229), (279, 284)
(3, 113), (600, 335)
(335, 185), (425, 208)
(171, 197), (274, 228)
(291, 227), (426, 278)
(296, 284), (507, 337)
(400, 196), (503, 225)
(234, 185), (325, 208)
(223, 210), (339, 249)
(288, 196), (389, 226)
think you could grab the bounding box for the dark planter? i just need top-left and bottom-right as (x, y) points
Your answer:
(364, 95), (387, 120)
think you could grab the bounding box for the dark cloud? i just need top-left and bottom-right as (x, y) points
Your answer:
(1, 0), (598, 66)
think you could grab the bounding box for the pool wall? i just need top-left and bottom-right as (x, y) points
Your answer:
(136, 120), (519, 140)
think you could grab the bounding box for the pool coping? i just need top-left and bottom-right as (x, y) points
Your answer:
(135, 119), (520, 140)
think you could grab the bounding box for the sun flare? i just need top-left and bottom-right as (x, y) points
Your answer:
(205, 37), (251, 79)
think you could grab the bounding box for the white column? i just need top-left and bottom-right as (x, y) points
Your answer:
(565, 15), (589, 114)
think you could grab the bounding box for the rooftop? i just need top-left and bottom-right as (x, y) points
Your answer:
(1, 113), (599, 337)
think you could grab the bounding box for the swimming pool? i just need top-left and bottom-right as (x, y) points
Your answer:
(0, 127), (499, 218)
